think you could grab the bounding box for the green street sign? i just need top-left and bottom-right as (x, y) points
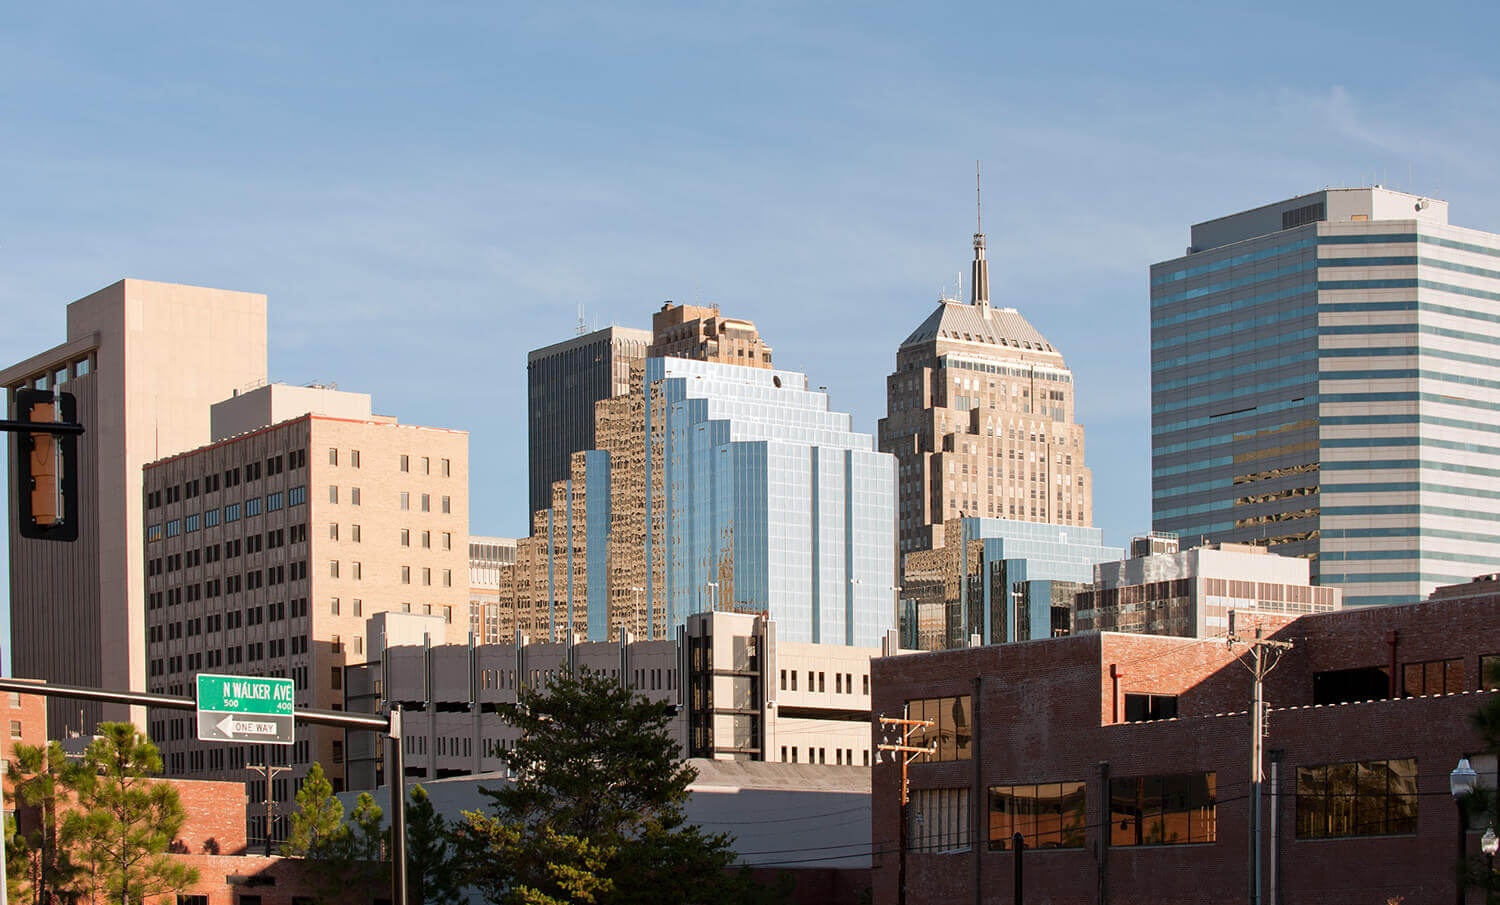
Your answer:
(195, 673), (295, 745)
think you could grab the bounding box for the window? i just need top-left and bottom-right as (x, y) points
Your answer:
(909, 788), (970, 852)
(246, 497), (261, 516)
(442, 531), (452, 550)
(329, 485), (339, 504)
(352, 562), (362, 580)
(1484, 655), (1500, 691)
(401, 529), (411, 546)
(10, 720), (21, 739)
(330, 523), (339, 541)
(1403, 658), (1464, 697)
(1124, 693), (1179, 722)
(441, 495), (450, 514)
(1110, 772), (1217, 846)
(421, 456), (430, 475)
(907, 696), (972, 762)
(351, 487), (360, 506)
(351, 450), (360, 468)
(225, 503), (240, 522)
(353, 599), (362, 616)
(351, 524), (360, 542)
(1296, 758), (1417, 839)
(204, 509), (220, 527)
(400, 454), (409, 472)
(331, 598), (340, 615)
(441, 458), (451, 477)
(402, 566), (411, 584)
(330, 561), (339, 579)
(422, 568), (431, 586)
(289, 486), (307, 506)
(422, 530), (431, 549)
(267, 492), (283, 511)
(421, 494), (430, 513)
(400, 492), (410, 511)
(329, 448), (338, 466)
(442, 569), (452, 587)
(990, 782), (1086, 850)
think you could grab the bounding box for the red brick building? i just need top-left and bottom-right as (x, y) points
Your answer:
(871, 594), (1500, 905)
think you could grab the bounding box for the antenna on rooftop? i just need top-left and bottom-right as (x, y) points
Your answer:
(576, 304), (587, 337)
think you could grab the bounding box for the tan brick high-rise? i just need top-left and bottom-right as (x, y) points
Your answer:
(879, 222), (1093, 555)
(142, 384), (469, 846)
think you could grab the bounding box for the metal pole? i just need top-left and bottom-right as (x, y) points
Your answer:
(1, 757), (8, 905)
(389, 705), (408, 905)
(1268, 752), (1280, 905)
(1250, 642), (1263, 905)
(1460, 797), (1470, 905)
(1013, 832), (1024, 905)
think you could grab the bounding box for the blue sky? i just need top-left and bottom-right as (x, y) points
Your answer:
(4, 2), (1499, 672)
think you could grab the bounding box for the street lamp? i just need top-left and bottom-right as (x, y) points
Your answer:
(1486, 826), (1499, 900)
(1454, 757), (1479, 905)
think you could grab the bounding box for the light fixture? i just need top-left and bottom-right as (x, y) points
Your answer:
(1452, 757), (1479, 800)
(1482, 826), (1498, 857)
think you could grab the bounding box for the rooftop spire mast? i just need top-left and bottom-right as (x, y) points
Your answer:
(970, 160), (990, 307)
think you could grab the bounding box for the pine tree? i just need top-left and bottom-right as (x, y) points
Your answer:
(6, 741), (80, 905)
(58, 722), (198, 905)
(406, 785), (462, 905)
(282, 763), (348, 858)
(455, 666), (786, 905)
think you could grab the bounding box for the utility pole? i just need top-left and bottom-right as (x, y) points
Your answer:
(1227, 612), (1293, 905)
(247, 762), (290, 856)
(878, 712), (935, 905)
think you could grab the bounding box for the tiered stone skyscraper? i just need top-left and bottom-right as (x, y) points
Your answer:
(879, 215), (1094, 555)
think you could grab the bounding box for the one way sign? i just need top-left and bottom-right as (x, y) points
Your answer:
(195, 674), (295, 745)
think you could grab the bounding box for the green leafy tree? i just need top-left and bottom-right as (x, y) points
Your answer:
(7, 741), (81, 905)
(455, 666), (787, 905)
(1468, 660), (1500, 899)
(58, 722), (198, 905)
(406, 785), (463, 905)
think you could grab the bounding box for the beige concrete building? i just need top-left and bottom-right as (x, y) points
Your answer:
(468, 535), (516, 643)
(879, 226), (1093, 554)
(648, 302), (773, 367)
(141, 383), (468, 845)
(2, 279), (267, 733)
(344, 610), (898, 787)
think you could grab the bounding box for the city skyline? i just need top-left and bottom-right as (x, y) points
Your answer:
(7, 4), (1500, 672)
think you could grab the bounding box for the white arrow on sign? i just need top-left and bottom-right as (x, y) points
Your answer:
(216, 714), (281, 738)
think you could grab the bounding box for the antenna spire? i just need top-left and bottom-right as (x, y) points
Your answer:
(970, 160), (989, 307)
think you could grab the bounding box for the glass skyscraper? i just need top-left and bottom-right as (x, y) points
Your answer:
(645, 357), (897, 646)
(1151, 187), (1500, 606)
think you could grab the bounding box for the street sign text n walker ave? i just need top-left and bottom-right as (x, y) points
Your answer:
(195, 674), (295, 745)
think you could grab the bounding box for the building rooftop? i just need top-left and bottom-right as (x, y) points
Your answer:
(899, 300), (1058, 354)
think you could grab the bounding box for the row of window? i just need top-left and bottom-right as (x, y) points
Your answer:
(781, 745), (867, 765)
(147, 488), (307, 542)
(778, 669), (869, 695)
(915, 773), (1218, 853)
(397, 454), (453, 476)
(147, 563), (309, 610)
(912, 758), (1428, 854)
(147, 452), (307, 511)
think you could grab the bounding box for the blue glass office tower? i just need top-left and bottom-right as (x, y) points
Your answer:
(900, 516), (1121, 649)
(1151, 187), (1500, 606)
(644, 357), (897, 646)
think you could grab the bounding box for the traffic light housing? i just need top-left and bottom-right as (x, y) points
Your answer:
(15, 388), (79, 542)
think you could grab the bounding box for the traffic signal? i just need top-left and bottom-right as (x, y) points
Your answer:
(15, 388), (79, 541)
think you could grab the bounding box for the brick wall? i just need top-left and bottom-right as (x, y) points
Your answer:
(872, 594), (1500, 904)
